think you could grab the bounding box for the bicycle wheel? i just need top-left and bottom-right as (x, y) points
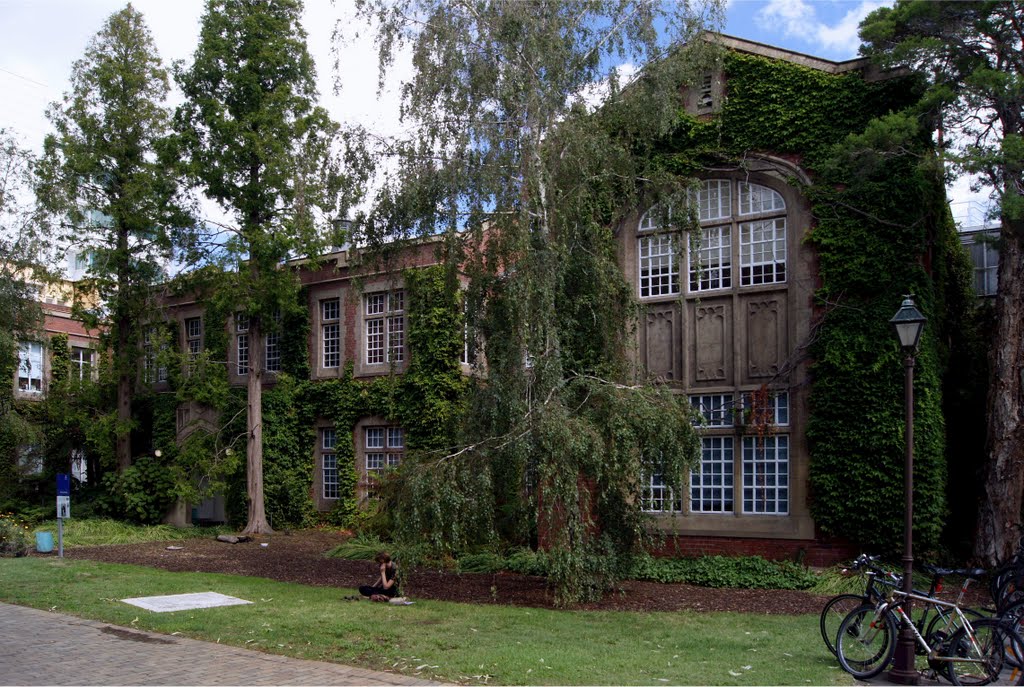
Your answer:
(820, 594), (868, 656)
(946, 618), (1011, 686)
(836, 604), (897, 679)
(925, 606), (989, 644)
(997, 600), (1024, 669)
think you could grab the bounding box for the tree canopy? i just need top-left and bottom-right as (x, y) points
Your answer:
(36, 5), (195, 473)
(860, 0), (1024, 565)
(173, 0), (366, 534)
(351, 0), (723, 603)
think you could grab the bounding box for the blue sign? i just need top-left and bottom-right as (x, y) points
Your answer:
(57, 473), (70, 497)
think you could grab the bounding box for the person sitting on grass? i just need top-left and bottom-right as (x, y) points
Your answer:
(358, 552), (399, 600)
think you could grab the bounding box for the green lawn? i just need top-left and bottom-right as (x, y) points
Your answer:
(0, 556), (855, 685)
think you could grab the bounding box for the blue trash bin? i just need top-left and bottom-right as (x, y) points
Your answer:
(35, 531), (54, 553)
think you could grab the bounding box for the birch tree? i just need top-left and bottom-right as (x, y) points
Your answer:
(351, 0), (722, 602)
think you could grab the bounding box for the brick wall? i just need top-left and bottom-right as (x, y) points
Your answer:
(648, 534), (858, 567)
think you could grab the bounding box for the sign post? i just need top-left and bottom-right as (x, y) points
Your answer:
(56, 473), (70, 559)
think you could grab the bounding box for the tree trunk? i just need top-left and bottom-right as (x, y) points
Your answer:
(241, 313), (272, 535)
(115, 226), (132, 472)
(974, 216), (1024, 566)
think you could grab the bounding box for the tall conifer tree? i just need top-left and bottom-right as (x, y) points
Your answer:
(37, 5), (194, 474)
(174, 0), (352, 534)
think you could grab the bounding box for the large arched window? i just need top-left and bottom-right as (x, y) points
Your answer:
(637, 179), (788, 298)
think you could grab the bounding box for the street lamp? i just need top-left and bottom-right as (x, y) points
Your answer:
(888, 295), (926, 685)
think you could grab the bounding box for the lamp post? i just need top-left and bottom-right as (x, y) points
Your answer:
(888, 295), (926, 685)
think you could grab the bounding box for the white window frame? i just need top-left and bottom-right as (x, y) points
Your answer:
(965, 234), (999, 296)
(689, 179), (732, 222)
(70, 346), (92, 381)
(688, 225), (732, 292)
(322, 428), (338, 500)
(742, 435), (789, 515)
(740, 218), (787, 286)
(638, 233), (680, 298)
(184, 317), (202, 371)
(689, 394), (733, 427)
(365, 291), (404, 366)
(690, 436), (734, 513)
(321, 298), (340, 369)
(641, 472), (682, 514)
(265, 331), (281, 372)
(363, 425), (403, 499)
(740, 390), (789, 427)
(18, 341), (43, 392)
(144, 328), (168, 384)
(237, 333), (249, 375)
(738, 182), (786, 216)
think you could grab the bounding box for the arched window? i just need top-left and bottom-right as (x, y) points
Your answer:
(636, 179), (788, 297)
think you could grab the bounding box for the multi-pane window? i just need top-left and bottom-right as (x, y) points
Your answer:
(235, 313), (249, 375)
(322, 428), (338, 500)
(365, 426), (403, 471)
(690, 437), (734, 513)
(689, 394), (733, 427)
(636, 179), (787, 297)
(70, 347), (92, 381)
(689, 225), (732, 291)
(321, 298), (340, 369)
(642, 472), (682, 513)
(690, 180), (732, 222)
(738, 182), (785, 216)
(964, 234), (999, 296)
(365, 291), (404, 365)
(739, 391), (789, 426)
(364, 425), (404, 499)
(265, 332), (281, 372)
(143, 329), (168, 383)
(742, 435), (789, 514)
(740, 218), (787, 286)
(697, 72), (714, 110)
(185, 317), (202, 372)
(17, 342), (43, 392)
(639, 234), (680, 297)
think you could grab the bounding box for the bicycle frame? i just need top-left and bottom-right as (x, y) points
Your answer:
(879, 589), (985, 667)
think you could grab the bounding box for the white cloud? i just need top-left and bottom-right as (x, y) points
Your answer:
(756, 0), (890, 57)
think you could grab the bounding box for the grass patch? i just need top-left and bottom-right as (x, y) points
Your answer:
(0, 557), (855, 685)
(30, 518), (234, 547)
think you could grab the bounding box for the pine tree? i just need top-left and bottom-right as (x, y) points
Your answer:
(860, 0), (1024, 565)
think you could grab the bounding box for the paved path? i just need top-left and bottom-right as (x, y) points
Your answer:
(0, 602), (442, 686)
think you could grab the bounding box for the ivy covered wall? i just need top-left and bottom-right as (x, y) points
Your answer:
(146, 263), (466, 529)
(131, 50), (980, 557)
(648, 51), (975, 554)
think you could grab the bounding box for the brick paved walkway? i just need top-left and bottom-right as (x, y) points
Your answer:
(0, 602), (443, 686)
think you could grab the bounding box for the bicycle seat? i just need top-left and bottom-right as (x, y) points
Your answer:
(921, 564), (987, 579)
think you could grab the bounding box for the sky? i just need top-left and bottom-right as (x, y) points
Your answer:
(0, 0), (987, 226)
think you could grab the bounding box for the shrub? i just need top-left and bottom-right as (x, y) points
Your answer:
(458, 552), (505, 574)
(0, 512), (32, 557)
(628, 554), (818, 590)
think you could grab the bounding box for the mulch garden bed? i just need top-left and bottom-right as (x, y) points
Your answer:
(57, 529), (833, 615)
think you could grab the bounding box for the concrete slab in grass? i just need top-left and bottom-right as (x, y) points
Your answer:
(122, 591), (253, 613)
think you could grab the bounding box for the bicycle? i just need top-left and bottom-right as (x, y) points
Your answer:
(820, 554), (899, 656)
(821, 557), (984, 659)
(836, 576), (1019, 685)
